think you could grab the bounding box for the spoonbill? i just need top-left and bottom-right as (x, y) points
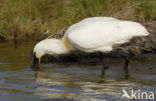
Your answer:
(32, 17), (150, 75)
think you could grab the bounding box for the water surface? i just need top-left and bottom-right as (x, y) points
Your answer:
(0, 41), (156, 101)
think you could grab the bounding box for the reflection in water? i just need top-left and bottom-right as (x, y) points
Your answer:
(0, 41), (156, 101)
(35, 70), (135, 100)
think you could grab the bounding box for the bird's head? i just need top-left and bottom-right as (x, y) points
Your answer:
(31, 44), (44, 70)
(31, 40), (47, 70)
(31, 38), (70, 69)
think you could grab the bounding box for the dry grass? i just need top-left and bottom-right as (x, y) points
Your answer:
(0, 0), (156, 39)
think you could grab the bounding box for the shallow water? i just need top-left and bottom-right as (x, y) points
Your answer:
(0, 41), (156, 101)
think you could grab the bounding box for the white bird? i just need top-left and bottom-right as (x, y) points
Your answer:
(32, 17), (150, 75)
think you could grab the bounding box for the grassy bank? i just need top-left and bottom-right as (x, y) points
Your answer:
(0, 0), (156, 40)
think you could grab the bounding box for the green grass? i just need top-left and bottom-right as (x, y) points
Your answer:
(0, 0), (156, 39)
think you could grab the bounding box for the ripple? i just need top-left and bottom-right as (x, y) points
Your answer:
(0, 41), (156, 101)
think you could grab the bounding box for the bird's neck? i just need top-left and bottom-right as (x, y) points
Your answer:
(58, 42), (71, 54)
(63, 36), (74, 50)
(44, 39), (71, 56)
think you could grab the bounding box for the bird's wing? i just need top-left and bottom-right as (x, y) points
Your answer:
(65, 19), (149, 52)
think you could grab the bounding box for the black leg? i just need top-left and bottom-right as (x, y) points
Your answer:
(112, 50), (130, 75)
(99, 52), (109, 76)
(123, 54), (129, 74)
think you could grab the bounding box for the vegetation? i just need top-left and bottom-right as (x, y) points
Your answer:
(0, 0), (156, 39)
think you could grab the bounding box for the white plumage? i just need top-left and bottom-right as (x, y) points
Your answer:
(63, 17), (149, 53)
(33, 17), (149, 58)
(33, 39), (69, 58)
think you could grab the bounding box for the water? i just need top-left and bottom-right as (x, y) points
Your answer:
(0, 40), (156, 101)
